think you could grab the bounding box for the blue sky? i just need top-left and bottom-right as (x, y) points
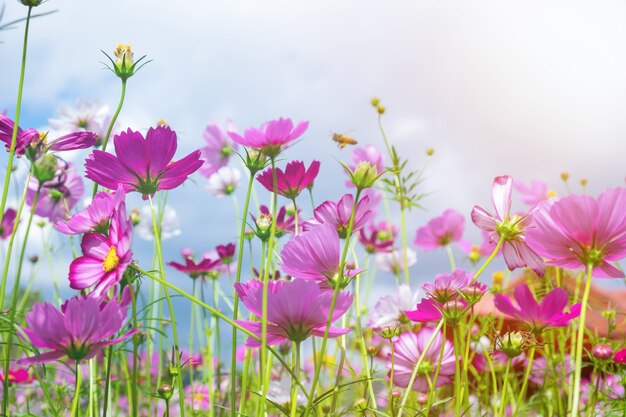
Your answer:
(1, 0), (626, 317)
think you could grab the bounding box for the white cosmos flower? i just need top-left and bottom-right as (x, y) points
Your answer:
(376, 248), (417, 274)
(206, 166), (241, 198)
(367, 284), (420, 330)
(136, 205), (181, 241)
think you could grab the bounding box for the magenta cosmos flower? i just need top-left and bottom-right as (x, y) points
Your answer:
(168, 250), (222, 280)
(526, 188), (626, 278)
(414, 209), (465, 250)
(27, 161), (84, 223)
(0, 208), (17, 239)
(256, 160), (320, 199)
(280, 223), (361, 284)
(228, 117), (308, 157)
(235, 278), (352, 347)
(358, 221), (396, 254)
(494, 284), (581, 333)
(308, 193), (374, 238)
(199, 121), (238, 178)
(20, 291), (135, 364)
(471, 175), (545, 276)
(85, 126), (203, 199)
(0, 114), (39, 156)
(388, 327), (455, 392)
(55, 185), (125, 235)
(68, 203), (133, 297)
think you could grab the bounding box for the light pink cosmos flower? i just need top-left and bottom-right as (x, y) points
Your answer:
(307, 193), (375, 238)
(525, 188), (626, 278)
(422, 269), (472, 303)
(234, 279), (352, 347)
(0, 114), (39, 156)
(346, 145), (385, 188)
(85, 126), (203, 199)
(199, 121), (238, 178)
(55, 184), (125, 235)
(494, 284), (581, 333)
(206, 166), (241, 198)
(367, 284), (420, 330)
(256, 160), (320, 200)
(43, 131), (98, 152)
(185, 383), (211, 409)
(68, 203), (133, 297)
(414, 209), (465, 250)
(375, 247), (417, 274)
(20, 291), (135, 364)
(26, 162), (84, 223)
(514, 179), (553, 207)
(280, 223), (361, 284)
(471, 175), (545, 276)
(228, 117), (308, 157)
(388, 327), (455, 392)
(0, 208), (17, 239)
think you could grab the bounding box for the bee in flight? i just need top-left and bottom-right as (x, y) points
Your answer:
(331, 133), (358, 149)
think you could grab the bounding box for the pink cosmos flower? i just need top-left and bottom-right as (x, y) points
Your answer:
(43, 131), (97, 152)
(26, 161), (84, 223)
(55, 185), (125, 235)
(493, 284), (581, 333)
(199, 121), (238, 178)
(405, 298), (444, 323)
(20, 291), (135, 364)
(0, 208), (17, 239)
(68, 203), (133, 297)
(414, 209), (465, 250)
(614, 348), (626, 364)
(525, 188), (626, 278)
(280, 223), (361, 284)
(514, 180), (553, 206)
(256, 160), (320, 199)
(346, 145), (385, 188)
(388, 327), (455, 392)
(228, 117), (308, 157)
(85, 126), (203, 199)
(0, 114), (39, 156)
(375, 248), (417, 274)
(206, 166), (241, 198)
(251, 205), (297, 238)
(185, 383), (211, 409)
(167, 250), (221, 280)
(367, 284), (420, 330)
(422, 269), (472, 303)
(308, 193), (374, 238)
(0, 369), (33, 385)
(471, 175), (545, 276)
(216, 243), (235, 264)
(358, 221), (396, 254)
(235, 279), (352, 347)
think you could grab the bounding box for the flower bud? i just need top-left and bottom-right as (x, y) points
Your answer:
(426, 148), (434, 156)
(114, 44), (134, 73)
(244, 148), (268, 173)
(592, 344), (613, 360)
(157, 384), (173, 400)
(441, 299), (467, 324)
(496, 331), (527, 358)
(354, 398), (369, 413)
(580, 178), (588, 187)
(351, 161), (380, 190)
(32, 154), (58, 183)
(18, 0), (43, 7)
(379, 326), (401, 340)
(156, 118), (168, 127)
(376, 105), (386, 115)
(370, 97), (380, 107)
(560, 172), (570, 182)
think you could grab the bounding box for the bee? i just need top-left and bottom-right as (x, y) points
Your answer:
(331, 133), (358, 149)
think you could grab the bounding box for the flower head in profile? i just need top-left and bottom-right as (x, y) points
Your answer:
(68, 204), (133, 297)
(526, 188), (626, 278)
(0, 114), (39, 156)
(55, 185), (125, 235)
(514, 180), (554, 207)
(471, 175), (545, 276)
(367, 284), (420, 330)
(494, 284), (581, 333)
(235, 279), (352, 347)
(256, 160), (320, 200)
(415, 209), (465, 250)
(85, 126), (203, 199)
(309, 193), (374, 238)
(20, 291), (135, 364)
(281, 223), (361, 286)
(0, 368), (33, 385)
(27, 161), (84, 223)
(388, 327), (455, 392)
(206, 166), (241, 198)
(168, 249), (221, 280)
(199, 121), (238, 178)
(228, 117), (308, 158)
(0, 208), (17, 240)
(358, 221), (396, 254)
(422, 269), (472, 304)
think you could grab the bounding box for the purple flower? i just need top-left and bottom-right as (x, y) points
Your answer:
(26, 162), (84, 223)
(280, 223), (361, 284)
(55, 185), (125, 235)
(0, 114), (39, 156)
(358, 221), (396, 254)
(199, 121), (238, 178)
(228, 117), (308, 157)
(167, 250), (221, 280)
(494, 284), (581, 333)
(471, 175), (545, 276)
(422, 269), (472, 303)
(256, 160), (320, 200)
(0, 208), (17, 239)
(85, 126), (203, 199)
(388, 327), (455, 392)
(308, 193), (374, 238)
(526, 188), (626, 278)
(414, 209), (465, 250)
(68, 203), (133, 297)
(235, 279), (352, 347)
(20, 291), (135, 364)
(45, 130), (97, 151)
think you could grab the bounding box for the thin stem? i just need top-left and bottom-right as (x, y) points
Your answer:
(130, 284), (139, 417)
(498, 358), (513, 417)
(470, 236), (504, 284)
(289, 341), (301, 417)
(513, 346), (535, 417)
(446, 245), (456, 271)
(101, 346), (114, 417)
(571, 265), (593, 417)
(71, 361), (82, 417)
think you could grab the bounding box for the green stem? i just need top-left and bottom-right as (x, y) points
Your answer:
(71, 361), (82, 417)
(92, 79), (126, 197)
(130, 284), (139, 417)
(0, 6), (32, 230)
(571, 265), (593, 417)
(229, 171), (255, 416)
(148, 195), (185, 417)
(101, 346), (114, 417)
(498, 358), (513, 417)
(513, 346), (535, 417)
(470, 236), (504, 284)
(446, 245), (456, 271)
(354, 273), (377, 409)
(289, 341), (301, 417)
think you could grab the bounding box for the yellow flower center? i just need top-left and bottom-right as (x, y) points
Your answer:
(103, 246), (120, 272)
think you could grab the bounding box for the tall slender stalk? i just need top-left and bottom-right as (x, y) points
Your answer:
(570, 265), (593, 417)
